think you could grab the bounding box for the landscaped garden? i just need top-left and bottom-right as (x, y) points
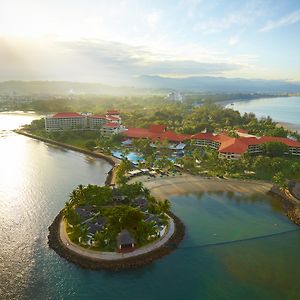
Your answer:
(63, 182), (171, 252)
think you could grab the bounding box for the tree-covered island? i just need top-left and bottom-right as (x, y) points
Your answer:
(63, 182), (171, 252)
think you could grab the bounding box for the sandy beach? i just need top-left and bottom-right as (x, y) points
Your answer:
(130, 174), (273, 200)
(276, 121), (300, 132)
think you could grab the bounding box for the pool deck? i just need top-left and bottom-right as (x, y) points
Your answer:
(130, 174), (273, 200)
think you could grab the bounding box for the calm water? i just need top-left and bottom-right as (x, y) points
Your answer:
(228, 96), (300, 131)
(1, 113), (300, 299)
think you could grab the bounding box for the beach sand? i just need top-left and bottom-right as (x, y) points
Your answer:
(130, 174), (273, 200)
(276, 122), (300, 133)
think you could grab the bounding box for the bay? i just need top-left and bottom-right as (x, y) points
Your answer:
(227, 96), (300, 131)
(1, 113), (300, 300)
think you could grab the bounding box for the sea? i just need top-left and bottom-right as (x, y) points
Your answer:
(227, 96), (300, 131)
(1, 111), (300, 300)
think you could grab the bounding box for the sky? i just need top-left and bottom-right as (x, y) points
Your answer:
(0, 0), (300, 85)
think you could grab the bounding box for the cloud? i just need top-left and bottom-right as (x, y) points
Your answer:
(261, 9), (300, 32)
(0, 37), (242, 84)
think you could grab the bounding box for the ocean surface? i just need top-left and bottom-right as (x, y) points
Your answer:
(1, 113), (300, 299)
(227, 96), (300, 131)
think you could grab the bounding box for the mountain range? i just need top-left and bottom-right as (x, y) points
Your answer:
(1, 76), (300, 95)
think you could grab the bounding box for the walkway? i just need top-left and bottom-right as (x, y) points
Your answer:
(59, 216), (175, 261)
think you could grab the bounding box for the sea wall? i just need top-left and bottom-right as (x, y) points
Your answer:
(268, 186), (300, 226)
(48, 211), (185, 271)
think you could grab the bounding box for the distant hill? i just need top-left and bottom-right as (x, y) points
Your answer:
(134, 75), (300, 93)
(0, 81), (147, 96)
(1, 76), (300, 95)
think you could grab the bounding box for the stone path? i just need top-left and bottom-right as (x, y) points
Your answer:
(60, 217), (175, 261)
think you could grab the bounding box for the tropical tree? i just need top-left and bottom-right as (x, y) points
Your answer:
(272, 172), (287, 190)
(158, 199), (171, 213)
(261, 141), (289, 157)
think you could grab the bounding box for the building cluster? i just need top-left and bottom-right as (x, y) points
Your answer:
(123, 124), (300, 159)
(45, 110), (300, 159)
(45, 110), (124, 135)
(72, 188), (166, 252)
(164, 92), (185, 102)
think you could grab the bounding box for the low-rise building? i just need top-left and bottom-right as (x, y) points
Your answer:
(191, 132), (300, 159)
(101, 122), (124, 136)
(117, 229), (135, 251)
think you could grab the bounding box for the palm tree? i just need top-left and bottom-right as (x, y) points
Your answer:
(71, 224), (88, 244)
(158, 199), (171, 213)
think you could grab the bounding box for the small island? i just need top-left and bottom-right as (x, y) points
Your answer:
(48, 182), (185, 270)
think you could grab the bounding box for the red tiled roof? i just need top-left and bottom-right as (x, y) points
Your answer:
(123, 126), (189, 142)
(149, 124), (166, 133)
(103, 122), (120, 128)
(213, 134), (233, 143)
(160, 131), (191, 142)
(106, 110), (119, 115)
(52, 112), (84, 118)
(191, 132), (215, 140)
(123, 124), (300, 153)
(123, 128), (152, 139)
(259, 136), (300, 147)
(219, 138), (249, 154)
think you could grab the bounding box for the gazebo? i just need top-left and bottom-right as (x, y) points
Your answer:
(117, 229), (135, 252)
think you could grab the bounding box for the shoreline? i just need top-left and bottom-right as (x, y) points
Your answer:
(15, 131), (186, 270)
(17, 130), (300, 269)
(131, 175), (300, 227)
(59, 215), (175, 261)
(48, 210), (185, 271)
(276, 121), (300, 133)
(15, 130), (120, 186)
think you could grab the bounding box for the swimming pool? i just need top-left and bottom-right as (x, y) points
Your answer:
(112, 150), (144, 164)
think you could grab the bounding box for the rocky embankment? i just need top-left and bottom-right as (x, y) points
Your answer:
(268, 186), (300, 226)
(48, 211), (185, 271)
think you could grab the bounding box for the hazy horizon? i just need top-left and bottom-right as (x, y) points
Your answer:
(1, 0), (300, 85)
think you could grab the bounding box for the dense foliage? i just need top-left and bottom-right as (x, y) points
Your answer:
(64, 183), (170, 251)
(23, 101), (300, 185)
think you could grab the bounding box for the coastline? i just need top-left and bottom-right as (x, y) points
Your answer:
(48, 210), (185, 271)
(17, 130), (300, 269)
(220, 97), (300, 133)
(15, 131), (186, 270)
(276, 121), (300, 133)
(131, 175), (300, 227)
(15, 130), (120, 186)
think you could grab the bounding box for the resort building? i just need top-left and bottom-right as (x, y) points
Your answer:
(117, 229), (135, 252)
(101, 122), (125, 136)
(191, 131), (300, 159)
(124, 124), (300, 159)
(123, 124), (190, 143)
(45, 110), (122, 132)
(45, 111), (300, 159)
(87, 114), (107, 130)
(45, 112), (87, 131)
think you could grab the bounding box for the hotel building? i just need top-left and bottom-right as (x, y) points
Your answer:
(45, 111), (122, 132)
